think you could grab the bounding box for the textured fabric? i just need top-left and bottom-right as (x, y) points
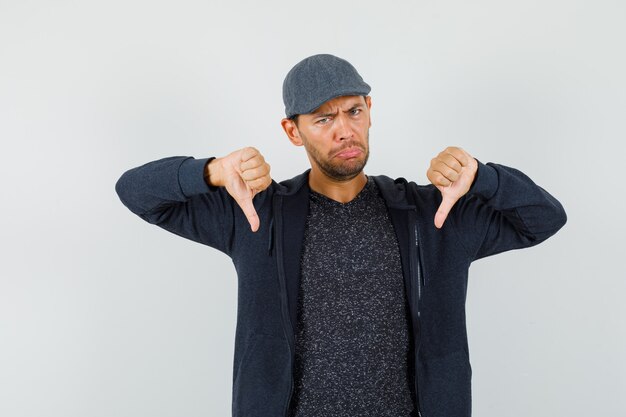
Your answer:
(289, 178), (415, 416)
(115, 157), (567, 417)
(282, 54), (371, 118)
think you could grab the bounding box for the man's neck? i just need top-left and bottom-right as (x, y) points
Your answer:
(307, 170), (368, 203)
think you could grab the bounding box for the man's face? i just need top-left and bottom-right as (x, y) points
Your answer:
(284, 95), (372, 181)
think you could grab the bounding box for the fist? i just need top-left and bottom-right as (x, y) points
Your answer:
(208, 147), (272, 232)
(426, 146), (478, 229)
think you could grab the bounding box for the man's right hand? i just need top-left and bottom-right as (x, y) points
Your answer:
(205, 147), (272, 232)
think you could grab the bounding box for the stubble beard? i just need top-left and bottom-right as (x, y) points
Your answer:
(302, 131), (370, 182)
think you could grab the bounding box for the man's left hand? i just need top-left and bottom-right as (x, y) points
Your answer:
(426, 146), (478, 229)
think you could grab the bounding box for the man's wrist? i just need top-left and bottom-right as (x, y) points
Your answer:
(467, 159), (498, 200)
(179, 157), (215, 197)
(204, 157), (223, 187)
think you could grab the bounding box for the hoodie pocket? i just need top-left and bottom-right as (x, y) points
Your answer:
(232, 333), (291, 417)
(417, 349), (472, 417)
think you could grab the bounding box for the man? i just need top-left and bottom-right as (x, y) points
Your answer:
(116, 54), (566, 417)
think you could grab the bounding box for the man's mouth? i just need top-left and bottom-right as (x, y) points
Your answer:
(334, 146), (363, 159)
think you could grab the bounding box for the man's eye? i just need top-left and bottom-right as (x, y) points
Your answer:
(351, 109), (361, 115)
(317, 118), (330, 124)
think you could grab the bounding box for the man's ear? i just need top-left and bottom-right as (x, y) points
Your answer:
(365, 96), (372, 128)
(281, 118), (303, 146)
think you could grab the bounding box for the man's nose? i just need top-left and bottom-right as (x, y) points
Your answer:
(334, 114), (353, 141)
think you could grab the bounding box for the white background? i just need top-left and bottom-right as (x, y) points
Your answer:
(1, 0), (624, 416)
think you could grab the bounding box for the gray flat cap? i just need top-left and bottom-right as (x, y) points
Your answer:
(282, 54), (371, 118)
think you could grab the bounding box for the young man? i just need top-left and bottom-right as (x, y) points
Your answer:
(116, 54), (566, 417)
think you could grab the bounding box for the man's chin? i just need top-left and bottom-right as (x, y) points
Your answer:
(321, 160), (367, 182)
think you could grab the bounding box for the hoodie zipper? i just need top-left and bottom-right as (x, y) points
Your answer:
(412, 220), (424, 417)
(273, 198), (296, 417)
(415, 225), (422, 313)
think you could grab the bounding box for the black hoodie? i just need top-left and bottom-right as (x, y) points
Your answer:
(116, 156), (566, 417)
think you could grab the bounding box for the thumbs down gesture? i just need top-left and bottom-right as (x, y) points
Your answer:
(426, 146), (478, 229)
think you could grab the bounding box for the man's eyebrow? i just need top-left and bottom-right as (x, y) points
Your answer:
(312, 109), (337, 118)
(346, 103), (364, 111)
(312, 103), (364, 118)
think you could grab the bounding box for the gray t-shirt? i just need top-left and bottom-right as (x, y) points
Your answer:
(288, 177), (416, 417)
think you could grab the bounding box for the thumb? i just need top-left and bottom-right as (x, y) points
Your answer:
(234, 194), (260, 232)
(434, 192), (458, 229)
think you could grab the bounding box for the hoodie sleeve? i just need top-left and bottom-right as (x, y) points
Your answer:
(115, 156), (235, 255)
(448, 160), (567, 262)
